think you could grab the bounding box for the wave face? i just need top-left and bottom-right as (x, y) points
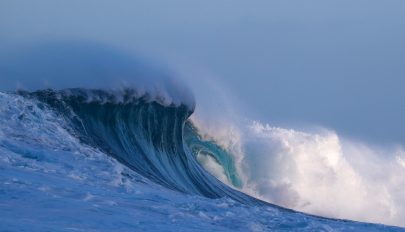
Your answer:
(0, 89), (403, 231)
(19, 88), (249, 201)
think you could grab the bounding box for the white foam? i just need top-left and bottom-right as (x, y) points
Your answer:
(191, 117), (405, 227)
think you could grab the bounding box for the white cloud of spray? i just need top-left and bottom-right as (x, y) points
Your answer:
(191, 117), (405, 227)
(178, 63), (405, 226)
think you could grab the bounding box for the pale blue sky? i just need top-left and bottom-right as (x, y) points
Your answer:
(1, 0), (404, 143)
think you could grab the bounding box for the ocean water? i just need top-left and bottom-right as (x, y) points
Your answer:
(0, 90), (403, 232)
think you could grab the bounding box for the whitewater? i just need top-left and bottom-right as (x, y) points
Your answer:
(0, 43), (404, 231)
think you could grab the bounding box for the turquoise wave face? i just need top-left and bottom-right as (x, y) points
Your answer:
(183, 122), (242, 188)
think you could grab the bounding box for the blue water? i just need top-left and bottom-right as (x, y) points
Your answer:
(0, 90), (403, 231)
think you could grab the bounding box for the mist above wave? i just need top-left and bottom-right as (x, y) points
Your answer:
(0, 41), (194, 108)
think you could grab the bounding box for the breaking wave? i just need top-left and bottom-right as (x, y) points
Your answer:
(1, 42), (403, 230)
(11, 87), (405, 228)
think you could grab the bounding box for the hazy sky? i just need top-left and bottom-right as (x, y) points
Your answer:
(1, 0), (404, 144)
